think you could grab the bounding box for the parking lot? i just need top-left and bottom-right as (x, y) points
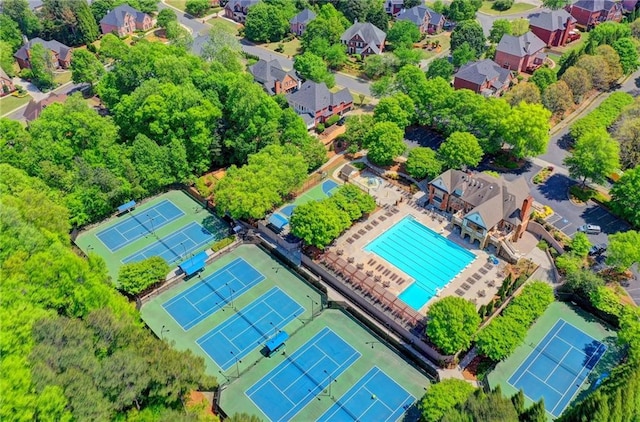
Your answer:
(403, 126), (444, 150)
(544, 204), (627, 244)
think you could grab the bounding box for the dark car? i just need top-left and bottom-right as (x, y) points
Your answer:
(589, 243), (607, 256)
(337, 117), (346, 126)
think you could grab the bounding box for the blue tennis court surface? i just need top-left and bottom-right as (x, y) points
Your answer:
(318, 367), (415, 422)
(122, 222), (214, 265)
(509, 319), (607, 417)
(281, 205), (295, 217)
(246, 327), (361, 422)
(97, 200), (184, 251)
(162, 258), (265, 330)
(322, 179), (339, 195)
(197, 287), (304, 370)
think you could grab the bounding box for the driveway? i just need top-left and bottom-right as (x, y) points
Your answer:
(3, 81), (86, 121)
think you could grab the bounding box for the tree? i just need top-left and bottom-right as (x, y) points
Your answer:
(504, 82), (541, 106)
(420, 379), (476, 422)
(290, 200), (350, 248)
(489, 19), (512, 44)
(576, 54), (612, 91)
(615, 115), (640, 171)
(426, 297), (481, 355)
(301, 4), (349, 51)
(632, 17), (640, 38)
(373, 93), (415, 129)
(510, 18), (530, 36)
(570, 232), (592, 258)
(542, 81), (573, 115)
(502, 102), (551, 159)
(530, 67), (557, 92)
(606, 231), (640, 270)
(0, 41), (16, 77)
(387, 20), (421, 50)
(325, 43), (347, 70)
(362, 54), (397, 79)
(70, 49), (105, 87)
(39, 0), (99, 46)
(542, 0), (570, 9)
(118, 257), (170, 296)
(406, 147), (443, 180)
(293, 52), (335, 88)
(452, 42), (476, 67)
(596, 45), (624, 86)
(438, 132), (483, 170)
(448, 0), (477, 21)
(610, 166), (640, 228)
(394, 47), (422, 67)
(560, 66), (592, 102)
(74, 0), (100, 44)
(363, 121), (406, 166)
(564, 128), (620, 187)
(426, 58), (454, 80)
(343, 114), (374, 151)
(156, 8), (177, 28)
(2, 0), (41, 37)
(476, 314), (526, 360)
(0, 15), (23, 52)
(365, 2), (389, 31)
(451, 20), (486, 57)
(185, 0), (209, 17)
(613, 37), (639, 74)
(245, 2), (289, 42)
(28, 42), (56, 91)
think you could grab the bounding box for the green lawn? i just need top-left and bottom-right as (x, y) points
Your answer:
(261, 38), (302, 57)
(54, 71), (72, 85)
(0, 93), (32, 115)
(206, 16), (241, 35)
(421, 32), (451, 60)
(478, 1), (537, 15)
(165, 0), (186, 11)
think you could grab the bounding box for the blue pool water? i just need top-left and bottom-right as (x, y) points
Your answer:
(365, 216), (476, 310)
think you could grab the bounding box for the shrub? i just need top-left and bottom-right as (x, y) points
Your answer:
(326, 115), (340, 127)
(211, 236), (235, 252)
(315, 123), (325, 133)
(118, 257), (170, 296)
(570, 92), (634, 141)
(493, 0), (514, 10)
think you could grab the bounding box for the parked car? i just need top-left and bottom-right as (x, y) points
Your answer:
(589, 243), (607, 256)
(578, 224), (602, 234)
(337, 117), (346, 126)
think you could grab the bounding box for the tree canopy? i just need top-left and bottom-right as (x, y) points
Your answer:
(426, 297), (481, 355)
(610, 166), (640, 228)
(364, 121), (406, 166)
(606, 231), (640, 270)
(420, 379), (476, 422)
(438, 131), (483, 170)
(118, 256), (170, 296)
(564, 128), (620, 187)
(406, 147), (443, 180)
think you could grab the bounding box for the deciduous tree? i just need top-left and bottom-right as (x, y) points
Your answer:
(156, 8), (177, 28)
(245, 2), (289, 42)
(294, 52), (335, 88)
(420, 379), (476, 422)
(406, 147), (443, 180)
(363, 121), (406, 166)
(489, 19), (511, 44)
(613, 37), (639, 74)
(373, 92), (415, 129)
(542, 0), (570, 9)
(185, 0), (209, 17)
(426, 297), (480, 355)
(606, 231), (640, 270)
(387, 20), (421, 49)
(438, 132), (483, 170)
(451, 20), (485, 56)
(426, 58), (454, 80)
(501, 102), (551, 159)
(118, 257), (170, 296)
(448, 0), (477, 21)
(570, 232), (592, 258)
(0, 15), (23, 52)
(452, 42), (476, 67)
(2, 0), (41, 37)
(610, 166), (640, 227)
(564, 128), (620, 187)
(542, 80), (573, 115)
(504, 82), (541, 106)
(70, 49), (105, 87)
(530, 67), (557, 92)
(560, 66), (592, 102)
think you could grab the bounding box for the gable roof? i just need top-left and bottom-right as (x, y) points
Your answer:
(290, 8), (316, 25)
(572, 0), (620, 12)
(0, 67), (10, 80)
(529, 9), (575, 31)
(248, 59), (299, 95)
(454, 59), (512, 87)
(225, 0), (259, 10)
(286, 80), (353, 114)
(396, 5), (444, 27)
(23, 93), (68, 122)
(341, 22), (386, 45)
(100, 4), (148, 26)
(496, 31), (546, 57)
(14, 37), (71, 62)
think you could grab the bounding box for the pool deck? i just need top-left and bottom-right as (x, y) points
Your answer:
(330, 194), (504, 313)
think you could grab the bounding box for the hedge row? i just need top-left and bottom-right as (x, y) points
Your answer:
(570, 92), (634, 141)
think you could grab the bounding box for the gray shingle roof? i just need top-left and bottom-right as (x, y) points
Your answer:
(248, 59), (298, 95)
(572, 0), (619, 12)
(14, 37), (71, 62)
(340, 22), (386, 45)
(496, 31), (546, 57)
(286, 80), (352, 115)
(396, 5), (444, 27)
(290, 8), (316, 25)
(529, 9), (575, 31)
(100, 4), (148, 26)
(226, 0), (259, 10)
(454, 59), (512, 86)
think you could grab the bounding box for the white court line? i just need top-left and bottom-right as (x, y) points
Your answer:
(542, 342), (574, 383)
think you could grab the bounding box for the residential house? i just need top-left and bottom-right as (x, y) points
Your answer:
(286, 81), (353, 129)
(23, 93), (68, 122)
(622, 0), (640, 13)
(494, 31), (547, 73)
(396, 5), (445, 34)
(528, 9), (579, 47)
(0, 67), (15, 96)
(100, 4), (155, 36)
(427, 169), (533, 256)
(248, 59), (301, 95)
(290, 8), (316, 36)
(224, 0), (259, 23)
(566, 0), (623, 29)
(340, 22), (386, 56)
(453, 59), (513, 97)
(14, 38), (72, 70)
(384, 0), (405, 15)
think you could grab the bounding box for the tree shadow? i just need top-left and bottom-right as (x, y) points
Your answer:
(536, 173), (576, 202)
(201, 215), (231, 239)
(556, 133), (574, 151)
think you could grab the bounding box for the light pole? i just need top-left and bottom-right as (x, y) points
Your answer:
(227, 283), (236, 310)
(269, 321), (278, 337)
(180, 242), (188, 260)
(323, 370), (337, 399)
(365, 341), (381, 349)
(230, 351), (242, 378)
(160, 325), (170, 340)
(272, 266), (280, 274)
(306, 295), (319, 321)
(146, 214), (155, 235)
(218, 370), (230, 385)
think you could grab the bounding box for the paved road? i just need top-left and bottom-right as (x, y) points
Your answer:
(476, 7), (542, 36)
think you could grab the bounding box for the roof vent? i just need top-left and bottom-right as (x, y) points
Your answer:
(490, 185), (494, 189)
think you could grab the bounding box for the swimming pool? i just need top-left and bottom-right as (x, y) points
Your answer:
(364, 216), (476, 310)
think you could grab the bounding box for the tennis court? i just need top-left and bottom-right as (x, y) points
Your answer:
(197, 287), (304, 370)
(96, 200), (184, 251)
(269, 180), (341, 229)
(162, 257), (265, 330)
(122, 222), (213, 265)
(246, 327), (361, 422)
(508, 319), (607, 418)
(318, 366), (415, 422)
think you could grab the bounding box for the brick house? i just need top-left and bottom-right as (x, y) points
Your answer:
(396, 5), (445, 34)
(290, 8), (316, 36)
(566, 0), (623, 30)
(453, 59), (513, 97)
(528, 9), (579, 47)
(341, 22), (386, 57)
(427, 169), (533, 253)
(224, 0), (259, 23)
(14, 38), (72, 70)
(248, 59), (301, 95)
(23, 93), (68, 122)
(0, 67), (15, 96)
(494, 31), (547, 73)
(99, 4), (155, 36)
(286, 81), (353, 129)
(384, 0), (405, 15)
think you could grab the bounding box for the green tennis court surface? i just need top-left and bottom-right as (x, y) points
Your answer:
(488, 301), (622, 419)
(269, 179), (340, 230)
(75, 190), (229, 281)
